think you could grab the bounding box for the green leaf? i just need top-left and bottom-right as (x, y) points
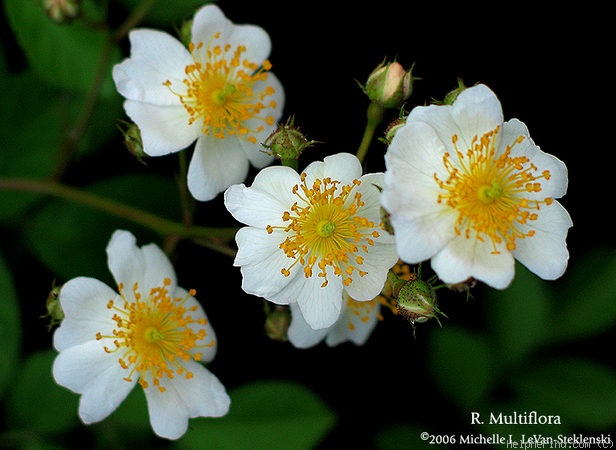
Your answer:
(3, 0), (120, 98)
(175, 380), (337, 450)
(483, 263), (552, 365)
(0, 71), (121, 220)
(428, 326), (496, 408)
(23, 174), (182, 282)
(0, 251), (21, 397)
(0, 72), (64, 219)
(6, 349), (79, 433)
(549, 248), (616, 342)
(512, 357), (616, 431)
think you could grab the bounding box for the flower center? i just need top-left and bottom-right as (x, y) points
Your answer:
(96, 278), (214, 392)
(266, 174), (381, 288)
(163, 32), (277, 143)
(434, 126), (553, 253)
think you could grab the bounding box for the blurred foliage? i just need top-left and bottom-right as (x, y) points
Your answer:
(0, 0), (614, 449)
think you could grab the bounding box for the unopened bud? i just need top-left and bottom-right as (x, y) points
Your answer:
(371, 184), (394, 235)
(361, 60), (416, 109)
(43, 0), (81, 24)
(436, 78), (467, 105)
(264, 305), (291, 342)
(262, 116), (319, 167)
(381, 116), (407, 145)
(42, 281), (64, 330)
(395, 279), (443, 325)
(117, 120), (147, 164)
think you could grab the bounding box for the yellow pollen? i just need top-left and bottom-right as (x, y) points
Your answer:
(96, 280), (214, 393)
(163, 35), (276, 141)
(434, 126), (552, 253)
(268, 174), (380, 288)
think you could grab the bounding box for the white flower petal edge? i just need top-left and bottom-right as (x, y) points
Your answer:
(287, 293), (380, 348)
(287, 303), (330, 348)
(53, 339), (137, 424)
(382, 84), (572, 289)
(112, 29), (193, 105)
(107, 230), (177, 295)
(145, 361), (230, 440)
(187, 135), (250, 201)
(53, 277), (119, 351)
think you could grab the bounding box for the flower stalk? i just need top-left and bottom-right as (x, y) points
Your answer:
(0, 177), (238, 243)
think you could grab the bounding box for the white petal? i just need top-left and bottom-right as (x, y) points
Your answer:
(502, 119), (569, 200)
(140, 243), (178, 291)
(344, 242), (398, 301)
(174, 287), (218, 362)
(408, 84), (503, 155)
(53, 277), (118, 351)
(450, 84), (504, 149)
(53, 340), (136, 424)
(224, 165), (298, 228)
(513, 201), (572, 280)
(432, 237), (515, 289)
(234, 228), (293, 298)
(224, 182), (291, 231)
(106, 230), (176, 299)
(326, 298), (380, 347)
(287, 303), (328, 348)
(303, 153), (362, 187)
(276, 270), (344, 329)
(355, 173), (385, 215)
(385, 120), (449, 186)
(187, 135), (249, 201)
(191, 5), (271, 65)
(112, 29), (192, 105)
(251, 164), (300, 200)
(144, 361), (230, 440)
(383, 121), (458, 262)
(124, 100), (200, 156)
(239, 132), (275, 169)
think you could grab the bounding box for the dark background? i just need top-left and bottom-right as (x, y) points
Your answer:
(2, 1), (613, 448)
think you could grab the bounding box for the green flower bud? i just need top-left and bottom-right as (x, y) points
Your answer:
(42, 281), (64, 330)
(395, 279), (442, 325)
(370, 183), (395, 235)
(361, 60), (416, 109)
(43, 0), (81, 24)
(262, 116), (318, 167)
(435, 78), (467, 105)
(264, 305), (291, 342)
(117, 120), (147, 164)
(381, 116), (407, 145)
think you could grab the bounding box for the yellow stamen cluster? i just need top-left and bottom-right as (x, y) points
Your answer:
(163, 32), (277, 143)
(96, 278), (214, 393)
(434, 126), (553, 253)
(266, 173), (381, 288)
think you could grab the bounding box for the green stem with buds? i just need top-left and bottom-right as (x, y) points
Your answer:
(356, 101), (386, 163)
